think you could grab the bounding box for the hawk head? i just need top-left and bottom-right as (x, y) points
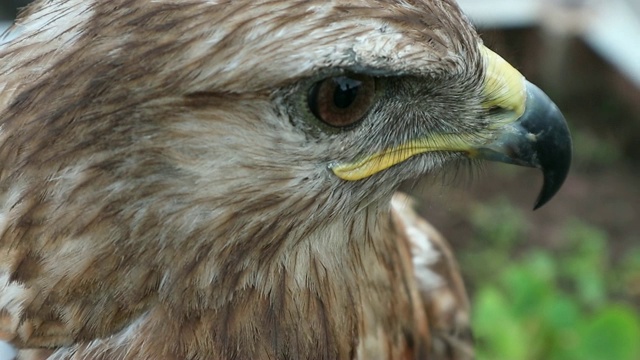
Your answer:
(0, 0), (571, 358)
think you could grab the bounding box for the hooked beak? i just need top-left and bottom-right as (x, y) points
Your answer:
(473, 81), (572, 209)
(331, 46), (572, 209)
(469, 47), (572, 209)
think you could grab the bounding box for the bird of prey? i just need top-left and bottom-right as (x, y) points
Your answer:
(0, 0), (571, 359)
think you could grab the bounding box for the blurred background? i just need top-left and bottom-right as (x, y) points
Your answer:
(2, 0), (639, 359)
(417, 0), (640, 359)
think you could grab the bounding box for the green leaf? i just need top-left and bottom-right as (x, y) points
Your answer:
(543, 296), (582, 360)
(562, 220), (609, 307)
(577, 306), (640, 360)
(474, 287), (529, 360)
(543, 295), (580, 331)
(501, 253), (556, 318)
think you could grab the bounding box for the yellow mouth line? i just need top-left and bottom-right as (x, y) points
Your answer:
(331, 134), (479, 181)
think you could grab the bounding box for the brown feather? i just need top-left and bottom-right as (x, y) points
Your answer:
(392, 193), (474, 360)
(0, 0), (480, 358)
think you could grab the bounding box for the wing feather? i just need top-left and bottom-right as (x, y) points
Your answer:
(391, 192), (474, 360)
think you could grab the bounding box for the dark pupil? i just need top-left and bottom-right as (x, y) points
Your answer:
(332, 77), (361, 109)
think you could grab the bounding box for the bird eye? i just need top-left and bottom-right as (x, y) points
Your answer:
(307, 74), (376, 128)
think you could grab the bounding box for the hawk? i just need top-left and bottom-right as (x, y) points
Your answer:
(0, 0), (571, 359)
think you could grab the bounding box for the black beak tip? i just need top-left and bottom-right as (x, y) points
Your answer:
(533, 163), (571, 210)
(525, 84), (573, 210)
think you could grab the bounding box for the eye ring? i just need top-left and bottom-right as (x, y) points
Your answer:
(307, 74), (376, 128)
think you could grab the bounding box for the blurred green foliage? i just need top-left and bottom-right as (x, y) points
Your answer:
(462, 199), (640, 360)
(571, 129), (622, 168)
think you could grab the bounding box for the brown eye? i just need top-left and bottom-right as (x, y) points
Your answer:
(308, 74), (376, 128)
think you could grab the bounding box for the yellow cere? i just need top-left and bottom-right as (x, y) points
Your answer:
(331, 45), (528, 182)
(480, 46), (527, 123)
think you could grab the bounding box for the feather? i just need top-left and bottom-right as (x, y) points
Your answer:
(0, 0), (482, 358)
